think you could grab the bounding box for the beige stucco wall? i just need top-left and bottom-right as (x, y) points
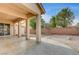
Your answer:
(0, 19), (26, 36)
(14, 20), (26, 36)
(19, 20), (26, 36)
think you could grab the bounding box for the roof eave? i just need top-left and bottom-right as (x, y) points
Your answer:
(36, 3), (45, 14)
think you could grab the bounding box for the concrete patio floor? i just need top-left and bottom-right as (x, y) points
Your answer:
(0, 36), (78, 55)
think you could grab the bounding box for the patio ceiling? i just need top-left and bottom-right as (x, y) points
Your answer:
(0, 4), (35, 21)
(0, 12), (17, 20)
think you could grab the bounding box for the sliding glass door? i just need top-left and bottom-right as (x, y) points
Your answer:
(0, 23), (10, 36)
(0, 23), (4, 36)
(4, 24), (10, 35)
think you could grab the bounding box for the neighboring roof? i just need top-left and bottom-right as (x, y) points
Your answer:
(36, 3), (45, 14)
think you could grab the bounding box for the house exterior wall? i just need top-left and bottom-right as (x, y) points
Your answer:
(19, 20), (26, 36)
(14, 20), (26, 36)
(0, 19), (26, 36)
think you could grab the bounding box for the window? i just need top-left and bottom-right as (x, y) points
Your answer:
(0, 23), (4, 36)
(4, 24), (10, 35)
(0, 23), (10, 36)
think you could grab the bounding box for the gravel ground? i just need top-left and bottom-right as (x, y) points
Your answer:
(46, 35), (79, 53)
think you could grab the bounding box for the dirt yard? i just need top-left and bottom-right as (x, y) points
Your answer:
(47, 35), (79, 53)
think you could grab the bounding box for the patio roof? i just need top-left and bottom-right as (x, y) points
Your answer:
(36, 3), (45, 14)
(0, 3), (45, 43)
(0, 3), (45, 21)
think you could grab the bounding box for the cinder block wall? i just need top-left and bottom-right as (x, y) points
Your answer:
(42, 27), (79, 35)
(30, 27), (79, 35)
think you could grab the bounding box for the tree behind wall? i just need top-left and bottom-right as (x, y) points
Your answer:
(49, 8), (75, 28)
(49, 16), (57, 28)
(57, 8), (75, 27)
(30, 18), (36, 30)
(30, 17), (45, 30)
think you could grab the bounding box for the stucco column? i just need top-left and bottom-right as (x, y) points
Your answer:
(13, 23), (15, 36)
(26, 19), (30, 40)
(36, 14), (41, 43)
(18, 21), (20, 37)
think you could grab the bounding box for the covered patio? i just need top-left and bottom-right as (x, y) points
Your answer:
(0, 3), (78, 55)
(0, 3), (45, 43)
(0, 36), (36, 54)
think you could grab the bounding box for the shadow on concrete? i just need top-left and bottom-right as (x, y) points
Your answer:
(19, 39), (79, 55)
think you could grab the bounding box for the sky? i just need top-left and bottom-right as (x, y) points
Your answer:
(42, 3), (79, 25)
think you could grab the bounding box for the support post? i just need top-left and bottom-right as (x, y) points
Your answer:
(13, 23), (15, 36)
(26, 19), (30, 40)
(36, 14), (41, 43)
(18, 21), (20, 37)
